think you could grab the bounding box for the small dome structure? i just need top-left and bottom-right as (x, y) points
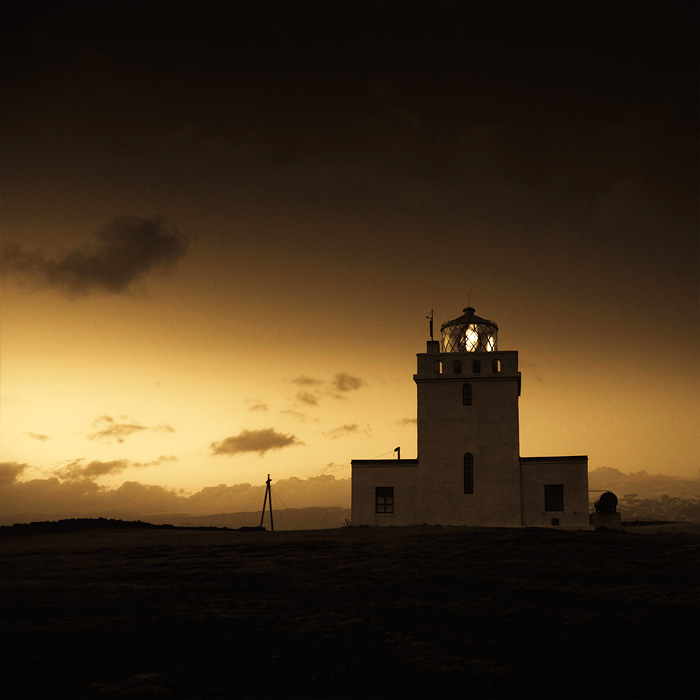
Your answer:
(441, 307), (498, 353)
(594, 491), (618, 514)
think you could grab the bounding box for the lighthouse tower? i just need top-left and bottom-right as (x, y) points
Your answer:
(351, 304), (589, 528)
(414, 307), (522, 526)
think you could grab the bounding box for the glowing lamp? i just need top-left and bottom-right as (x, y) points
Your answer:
(440, 307), (499, 353)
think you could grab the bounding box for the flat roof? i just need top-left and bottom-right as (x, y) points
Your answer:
(520, 455), (587, 462)
(351, 459), (419, 467)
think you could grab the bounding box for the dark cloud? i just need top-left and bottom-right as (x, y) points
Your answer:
(185, 474), (350, 512)
(211, 428), (302, 456)
(280, 409), (308, 422)
(247, 401), (269, 412)
(2, 216), (188, 296)
(145, 456), (177, 466)
(323, 462), (350, 474)
(0, 473), (179, 522)
(397, 418), (417, 426)
(296, 391), (319, 406)
(26, 432), (50, 441)
(0, 462), (29, 484)
(58, 459), (130, 480)
(86, 415), (175, 443)
(87, 415), (147, 443)
(289, 374), (364, 405)
(292, 375), (323, 386)
(323, 424), (367, 439)
(332, 373), (365, 393)
(55, 455), (176, 481)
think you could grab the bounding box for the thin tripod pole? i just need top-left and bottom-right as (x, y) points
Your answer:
(259, 474), (274, 531)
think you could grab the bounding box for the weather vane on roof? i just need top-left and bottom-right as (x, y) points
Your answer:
(426, 308), (434, 341)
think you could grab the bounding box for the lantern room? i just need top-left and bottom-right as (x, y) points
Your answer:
(440, 307), (498, 353)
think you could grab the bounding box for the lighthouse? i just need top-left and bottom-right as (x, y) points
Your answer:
(351, 305), (589, 528)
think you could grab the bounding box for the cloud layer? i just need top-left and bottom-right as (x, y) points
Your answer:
(86, 415), (175, 443)
(332, 373), (364, 393)
(288, 372), (366, 410)
(87, 415), (146, 443)
(2, 216), (187, 296)
(292, 376), (323, 386)
(55, 456), (176, 481)
(211, 428), (302, 456)
(589, 467), (700, 499)
(296, 391), (319, 406)
(4, 462), (697, 526)
(323, 424), (370, 440)
(0, 463), (350, 523)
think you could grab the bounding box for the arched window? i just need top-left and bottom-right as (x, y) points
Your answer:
(463, 383), (472, 405)
(472, 359), (481, 374)
(434, 361), (443, 375)
(453, 360), (462, 374)
(464, 453), (474, 494)
(492, 359), (501, 373)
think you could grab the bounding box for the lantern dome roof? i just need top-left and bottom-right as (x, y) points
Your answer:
(441, 307), (498, 332)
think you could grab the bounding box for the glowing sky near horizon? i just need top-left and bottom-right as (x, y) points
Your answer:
(1, 1), (698, 515)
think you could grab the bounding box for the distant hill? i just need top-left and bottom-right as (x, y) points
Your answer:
(5, 471), (700, 528)
(0, 517), (235, 536)
(588, 468), (700, 522)
(1, 507), (353, 531)
(4, 497), (700, 529)
(589, 467), (700, 499)
(146, 507), (352, 531)
(4, 467), (698, 527)
(616, 495), (700, 523)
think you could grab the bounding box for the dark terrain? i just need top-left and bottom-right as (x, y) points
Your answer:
(1, 525), (698, 699)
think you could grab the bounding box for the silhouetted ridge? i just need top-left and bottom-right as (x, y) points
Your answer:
(0, 517), (235, 536)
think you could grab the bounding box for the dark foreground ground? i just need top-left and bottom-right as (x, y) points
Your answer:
(2, 525), (699, 700)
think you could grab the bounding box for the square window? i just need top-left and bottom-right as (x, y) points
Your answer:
(544, 484), (564, 512)
(375, 487), (394, 514)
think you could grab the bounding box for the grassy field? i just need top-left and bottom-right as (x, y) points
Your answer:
(1, 525), (698, 699)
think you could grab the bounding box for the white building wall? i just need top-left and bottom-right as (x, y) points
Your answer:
(520, 457), (590, 528)
(350, 319), (591, 530)
(414, 351), (522, 527)
(351, 462), (419, 526)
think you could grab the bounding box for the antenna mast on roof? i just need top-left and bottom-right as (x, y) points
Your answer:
(260, 474), (274, 532)
(426, 308), (434, 340)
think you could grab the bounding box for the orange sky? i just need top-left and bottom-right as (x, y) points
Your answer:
(1, 1), (698, 519)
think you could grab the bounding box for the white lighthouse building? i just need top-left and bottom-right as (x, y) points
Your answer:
(351, 306), (589, 528)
